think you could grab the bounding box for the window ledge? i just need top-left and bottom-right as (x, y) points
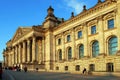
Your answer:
(88, 33), (98, 37)
(104, 27), (117, 32)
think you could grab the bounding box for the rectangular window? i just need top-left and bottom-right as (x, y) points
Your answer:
(78, 31), (82, 39)
(56, 67), (59, 70)
(91, 25), (96, 34)
(75, 65), (80, 71)
(58, 38), (61, 45)
(108, 19), (114, 29)
(67, 35), (70, 42)
(65, 66), (68, 71)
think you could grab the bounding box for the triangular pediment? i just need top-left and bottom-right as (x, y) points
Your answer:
(12, 27), (32, 42)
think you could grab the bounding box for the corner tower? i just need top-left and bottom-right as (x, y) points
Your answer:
(43, 6), (58, 28)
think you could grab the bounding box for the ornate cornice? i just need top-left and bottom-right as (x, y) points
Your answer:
(103, 11), (116, 20)
(55, 34), (62, 39)
(74, 25), (83, 32)
(32, 26), (46, 33)
(53, 0), (117, 31)
(63, 29), (72, 36)
(87, 19), (98, 27)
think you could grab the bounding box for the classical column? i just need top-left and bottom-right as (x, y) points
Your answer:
(27, 40), (30, 62)
(5, 54), (7, 66)
(8, 54), (10, 66)
(32, 37), (36, 62)
(22, 41), (26, 63)
(42, 37), (45, 63)
(38, 39), (42, 63)
(98, 16), (105, 56)
(11, 54), (13, 66)
(4, 55), (6, 66)
(15, 46), (18, 64)
(3, 55), (5, 67)
(13, 47), (15, 64)
(72, 28), (76, 59)
(83, 23), (89, 57)
(7, 55), (9, 66)
(18, 44), (21, 63)
(11, 54), (14, 66)
(20, 44), (23, 63)
(17, 45), (19, 64)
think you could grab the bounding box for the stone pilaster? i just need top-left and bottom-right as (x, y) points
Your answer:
(98, 16), (105, 56)
(52, 36), (56, 62)
(32, 37), (36, 62)
(62, 33), (65, 61)
(116, 3), (120, 51)
(83, 23), (89, 57)
(27, 40), (30, 62)
(72, 28), (76, 59)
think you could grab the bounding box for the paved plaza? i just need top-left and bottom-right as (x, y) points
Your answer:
(2, 70), (120, 80)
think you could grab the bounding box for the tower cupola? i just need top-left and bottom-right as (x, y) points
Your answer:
(46, 6), (55, 18)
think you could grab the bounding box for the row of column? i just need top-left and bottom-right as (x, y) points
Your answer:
(4, 36), (45, 67)
(13, 37), (36, 64)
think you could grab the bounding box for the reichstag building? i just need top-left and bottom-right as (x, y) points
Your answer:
(3, 0), (120, 73)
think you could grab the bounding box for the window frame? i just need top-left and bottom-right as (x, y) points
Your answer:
(67, 35), (71, 42)
(108, 36), (117, 55)
(108, 19), (114, 29)
(91, 25), (96, 34)
(79, 44), (84, 58)
(59, 49), (62, 60)
(58, 38), (61, 45)
(78, 31), (82, 39)
(68, 47), (72, 60)
(75, 65), (80, 71)
(92, 41), (99, 57)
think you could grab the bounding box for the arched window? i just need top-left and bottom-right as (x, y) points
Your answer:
(92, 41), (99, 57)
(59, 49), (62, 60)
(79, 44), (84, 58)
(68, 47), (72, 60)
(108, 36), (117, 55)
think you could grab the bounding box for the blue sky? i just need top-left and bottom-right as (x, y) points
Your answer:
(0, 0), (104, 61)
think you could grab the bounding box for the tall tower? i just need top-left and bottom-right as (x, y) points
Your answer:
(43, 6), (57, 28)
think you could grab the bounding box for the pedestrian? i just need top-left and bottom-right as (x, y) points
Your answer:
(36, 68), (39, 72)
(24, 66), (27, 72)
(82, 68), (87, 74)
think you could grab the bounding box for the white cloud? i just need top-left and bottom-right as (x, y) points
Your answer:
(63, 0), (84, 14)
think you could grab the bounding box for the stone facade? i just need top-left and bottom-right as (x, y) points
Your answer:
(3, 0), (120, 73)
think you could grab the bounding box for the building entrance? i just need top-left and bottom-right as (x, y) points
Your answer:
(89, 64), (95, 71)
(106, 63), (114, 72)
